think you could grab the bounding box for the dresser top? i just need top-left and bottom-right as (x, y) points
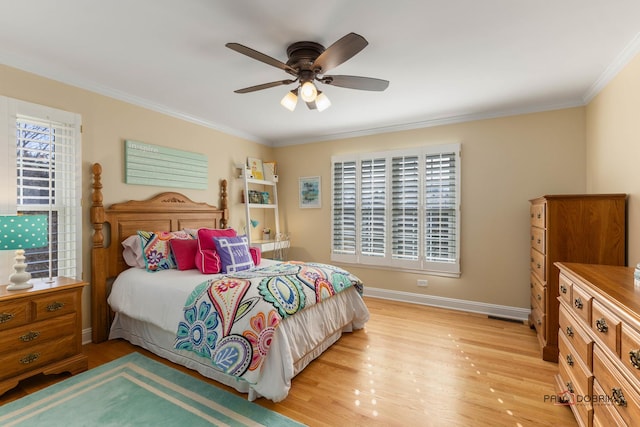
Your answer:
(555, 262), (640, 324)
(0, 277), (86, 300)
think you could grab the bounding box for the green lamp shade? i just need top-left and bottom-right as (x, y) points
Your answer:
(0, 215), (48, 250)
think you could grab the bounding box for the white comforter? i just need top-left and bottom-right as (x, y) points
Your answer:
(107, 261), (369, 401)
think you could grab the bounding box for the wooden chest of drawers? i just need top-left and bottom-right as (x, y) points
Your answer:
(529, 194), (626, 362)
(0, 277), (88, 396)
(555, 263), (640, 427)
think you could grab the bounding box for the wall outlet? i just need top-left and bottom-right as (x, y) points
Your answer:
(417, 279), (428, 287)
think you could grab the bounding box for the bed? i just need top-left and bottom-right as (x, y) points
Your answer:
(89, 163), (369, 401)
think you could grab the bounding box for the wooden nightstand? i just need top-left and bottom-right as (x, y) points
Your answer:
(0, 277), (88, 396)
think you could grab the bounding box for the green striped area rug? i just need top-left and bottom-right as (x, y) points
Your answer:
(0, 352), (305, 427)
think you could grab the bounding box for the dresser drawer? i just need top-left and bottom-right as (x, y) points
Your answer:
(592, 300), (621, 357)
(593, 345), (640, 427)
(0, 300), (30, 331)
(558, 358), (592, 427)
(593, 379), (627, 427)
(571, 283), (593, 325)
(530, 248), (546, 281)
(530, 227), (546, 254)
(559, 305), (593, 369)
(559, 332), (592, 398)
(530, 273), (545, 311)
(530, 202), (546, 228)
(0, 334), (76, 380)
(0, 313), (75, 349)
(530, 305), (545, 338)
(32, 290), (77, 321)
(621, 324), (640, 385)
(558, 274), (572, 306)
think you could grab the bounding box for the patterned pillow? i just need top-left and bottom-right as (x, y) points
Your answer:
(137, 230), (192, 272)
(195, 228), (237, 274)
(122, 235), (145, 268)
(214, 235), (255, 274)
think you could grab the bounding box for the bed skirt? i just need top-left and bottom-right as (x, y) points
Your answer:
(109, 286), (369, 401)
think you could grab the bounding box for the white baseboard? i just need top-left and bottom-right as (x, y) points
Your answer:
(82, 328), (93, 345)
(363, 287), (530, 322)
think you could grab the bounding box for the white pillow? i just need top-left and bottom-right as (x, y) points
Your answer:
(122, 235), (145, 268)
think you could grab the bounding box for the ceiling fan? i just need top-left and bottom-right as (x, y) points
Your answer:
(226, 33), (389, 112)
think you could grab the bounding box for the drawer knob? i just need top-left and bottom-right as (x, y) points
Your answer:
(566, 381), (574, 394)
(20, 331), (40, 342)
(574, 298), (583, 310)
(612, 388), (627, 407)
(536, 319), (541, 326)
(19, 352), (40, 364)
(537, 213), (541, 219)
(566, 354), (574, 367)
(46, 301), (65, 312)
(629, 350), (640, 370)
(537, 294), (542, 301)
(0, 312), (15, 323)
(560, 284), (567, 294)
(596, 318), (608, 333)
(566, 326), (574, 337)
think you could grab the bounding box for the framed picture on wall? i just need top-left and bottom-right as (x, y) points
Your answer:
(299, 176), (321, 208)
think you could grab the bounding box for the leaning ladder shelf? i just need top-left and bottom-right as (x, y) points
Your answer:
(241, 168), (289, 256)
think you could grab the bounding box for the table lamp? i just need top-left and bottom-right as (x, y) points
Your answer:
(0, 215), (48, 290)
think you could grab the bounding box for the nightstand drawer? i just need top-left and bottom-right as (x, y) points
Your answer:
(32, 290), (77, 321)
(0, 334), (76, 380)
(558, 274), (572, 306)
(621, 323), (640, 385)
(0, 300), (30, 331)
(0, 313), (75, 349)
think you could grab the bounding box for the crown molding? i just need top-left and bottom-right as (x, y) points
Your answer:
(582, 31), (640, 103)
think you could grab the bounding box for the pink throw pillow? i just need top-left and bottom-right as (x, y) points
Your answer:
(249, 246), (261, 266)
(195, 228), (237, 274)
(170, 239), (198, 270)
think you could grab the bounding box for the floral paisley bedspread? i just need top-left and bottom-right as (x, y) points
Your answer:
(174, 261), (364, 385)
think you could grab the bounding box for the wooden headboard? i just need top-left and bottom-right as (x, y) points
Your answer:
(90, 163), (229, 342)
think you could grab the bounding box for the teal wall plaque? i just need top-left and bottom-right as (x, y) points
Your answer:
(124, 140), (208, 189)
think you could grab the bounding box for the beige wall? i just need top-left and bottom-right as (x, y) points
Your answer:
(275, 108), (586, 308)
(586, 53), (640, 265)
(1, 62), (593, 332)
(0, 64), (272, 330)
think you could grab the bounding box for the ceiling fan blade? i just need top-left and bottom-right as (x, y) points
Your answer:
(226, 43), (298, 76)
(321, 75), (389, 91)
(234, 79), (296, 94)
(312, 33), (368, 73)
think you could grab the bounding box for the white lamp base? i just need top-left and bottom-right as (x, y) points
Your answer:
(6, 249), (33, 290)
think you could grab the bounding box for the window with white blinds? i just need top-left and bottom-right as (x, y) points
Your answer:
(331, 143), (460, 276)
(1, 97), (82, 280)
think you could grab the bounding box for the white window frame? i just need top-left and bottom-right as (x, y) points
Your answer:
(331, 143), (461, 277)
(0, 96), (82, 280)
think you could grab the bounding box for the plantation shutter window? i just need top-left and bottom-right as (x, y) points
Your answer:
(359, 157), (386, 263)
(331, 160), (357, 263)
(331, 143), (460, 276)
(1, 97), (82, 280)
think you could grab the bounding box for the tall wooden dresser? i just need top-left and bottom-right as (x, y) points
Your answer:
(529, 194), (626, 362)
(555, 263), (640, 427)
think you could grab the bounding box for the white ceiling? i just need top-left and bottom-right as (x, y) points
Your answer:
(1, 1), (639, 146)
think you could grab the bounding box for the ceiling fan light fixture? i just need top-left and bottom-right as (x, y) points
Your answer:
(280, 89), (298, 111)
(300, 81), (317, 102)
(315, 92), (331, 112)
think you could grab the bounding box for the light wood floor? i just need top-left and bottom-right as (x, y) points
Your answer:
(0, 297), (576, 426)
